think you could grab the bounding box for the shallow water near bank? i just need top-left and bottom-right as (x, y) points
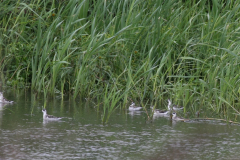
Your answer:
(0, 90), (240, 160)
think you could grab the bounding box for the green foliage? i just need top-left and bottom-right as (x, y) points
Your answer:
(0, 0), (240, 120)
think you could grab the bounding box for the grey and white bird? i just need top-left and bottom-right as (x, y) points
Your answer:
(151, 99), (172, 116)
(42, 109), (62, 120)
(168, 99), (183, 110)
(153, 109), (169, 116)
(172, 104), (184, 110)
(129, 102), (142, 111)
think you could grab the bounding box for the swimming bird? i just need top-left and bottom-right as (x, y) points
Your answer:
(168, 99), (183, 110)
(151, 100), (172, 116)
(172, 112), (185, 121)
(172, 104), (184, 110)
(129, 102), (142, 111)
(42, 109), (62, 120)
(153, 109), (169, 116)
(0, 92), (14, 104)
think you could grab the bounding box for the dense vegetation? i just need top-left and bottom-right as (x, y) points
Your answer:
(0, 0), (240, 121)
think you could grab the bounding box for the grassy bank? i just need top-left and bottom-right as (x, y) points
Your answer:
(0, 0), (240, 121)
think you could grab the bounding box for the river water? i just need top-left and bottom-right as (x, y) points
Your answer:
(0, 90), (240, 160)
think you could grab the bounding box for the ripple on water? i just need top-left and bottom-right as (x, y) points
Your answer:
(1, 99), (240, 159)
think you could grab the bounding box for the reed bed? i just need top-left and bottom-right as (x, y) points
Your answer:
(0, 0), (240, 122)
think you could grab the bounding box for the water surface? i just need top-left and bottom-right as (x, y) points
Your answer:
(0, 90), (240, 159)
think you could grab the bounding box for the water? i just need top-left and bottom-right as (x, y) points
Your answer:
(0, 90), (240, 160)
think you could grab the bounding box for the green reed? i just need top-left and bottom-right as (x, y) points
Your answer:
(0, 0), (240, 121)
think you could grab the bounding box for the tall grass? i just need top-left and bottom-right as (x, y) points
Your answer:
(0, 0), (240, 121)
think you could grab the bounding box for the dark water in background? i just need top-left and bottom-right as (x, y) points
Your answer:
(0, 89), (240, 160)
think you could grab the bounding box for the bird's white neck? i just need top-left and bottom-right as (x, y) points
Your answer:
(43, 111), (47, 118)
(168, 100), (172, 110)
(0, 93), (4, 102)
